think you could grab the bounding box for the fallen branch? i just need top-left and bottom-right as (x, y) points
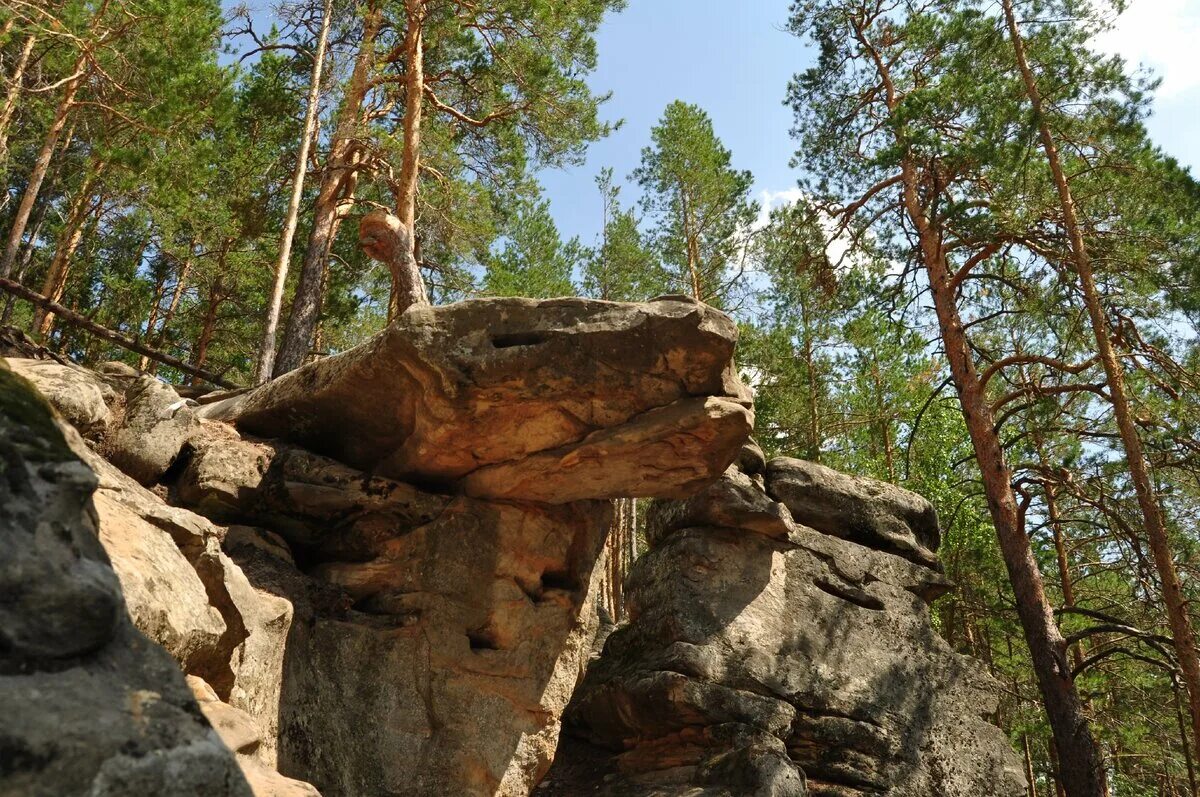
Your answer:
(0, 277), (241, 389)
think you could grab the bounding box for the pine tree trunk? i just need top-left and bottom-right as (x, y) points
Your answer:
(192, 271), (225, 378)
(384, 0), (430, 321)
(0, 50), (85, 278)
(901, 163), (1107, 795)
(0, 33), (36, 176)
(1002, 0), (1200, 769)
(144, 244), (194, 372)
(256, 0), (333, 384)
(1174, 675), (1199, 797)
(275, 1), (383, 376)
(33, 173), (102, 337)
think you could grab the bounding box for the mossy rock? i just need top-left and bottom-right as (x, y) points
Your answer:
(0, 362), (75, 464)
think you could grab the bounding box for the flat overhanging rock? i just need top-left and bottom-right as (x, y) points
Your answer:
(202, 296), (753, 501)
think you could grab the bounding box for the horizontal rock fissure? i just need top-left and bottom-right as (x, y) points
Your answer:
(813, 576), (885, 611)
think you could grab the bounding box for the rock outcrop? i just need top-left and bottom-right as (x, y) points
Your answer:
(2, 296), (754, 797)
(3, 294), (1023, 797)
(0, 363), (252, 797)
(199, 296), (752, 501)
(550, 447), (1027, 797)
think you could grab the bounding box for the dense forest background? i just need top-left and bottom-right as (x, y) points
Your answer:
(4, 0), (1200, 794)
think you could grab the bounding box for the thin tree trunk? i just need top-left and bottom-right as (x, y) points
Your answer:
(143, 245), (194, 371)
(1175, 674), (1199, 797)
(0, 50), (85, 278)
(192, 272), (225, 378)
(1024, 734), (1039, 797)
(33, 174), (102, 336)
(873, 363), (896, 481)
(0, 33), (36, 174)
(275, 1), (383, 376)
(255, 0), (333, 384)
(799, 296), (821, 461)
(678, 184), (703, 301)
(1002, 0), (1200, 768)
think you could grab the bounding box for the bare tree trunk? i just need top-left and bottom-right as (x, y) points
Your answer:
(901, 163), (1107, 795)
(1175, 674), (1199, 797)
(192, 271), (225, 378)
(0, 50), (85, 278)
(0, 277), (237, 387)
(0, 33), (36, 175)
(1024, 734), (1039, 797)
(256, 0), (333, 384)
(383, 0), (429, 320)
(275, 1), (383, 376)
(143, 244), (194, 371)
(678, 184), (702, 301)
(1002, 0), (1200, 769)
(33, 173), (102, 337)
(799, 295), (821, 461)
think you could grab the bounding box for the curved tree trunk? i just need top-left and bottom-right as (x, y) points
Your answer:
(386, 0), (430, 320)
(275, 1), (383, 376)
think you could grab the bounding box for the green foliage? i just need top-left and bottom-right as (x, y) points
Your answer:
(482, 195), (578, 298)
(633, 101), (758, 306)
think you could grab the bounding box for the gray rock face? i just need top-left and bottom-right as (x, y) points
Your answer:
(766, 457), (941, 570)
(200, 296), (752, 502)
(5, 357), (116, 437)
(555, 459), (1026, 797)
(108, 375), (199, 484)
(0, 364), (252, 797)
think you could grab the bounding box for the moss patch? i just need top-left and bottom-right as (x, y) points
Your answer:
(0, 366), (75, 463)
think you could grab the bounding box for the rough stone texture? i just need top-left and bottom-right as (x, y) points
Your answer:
(554, 458), (1025, 797)
(6, 296), (756, 797)
(189, 676), (320, 797)
(108, 374), (199, 484)
(0, 364), (252, 797)
(6, 356), (116, 437)
(94, 489), (227, 671)
(217, 475), (612, 797)
(200, 296), (752, 501)
(766, 457), (941, 570)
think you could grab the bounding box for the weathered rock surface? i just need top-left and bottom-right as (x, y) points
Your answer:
(200, 296), (752, 501)
(766, 457), (941, 570)
(553, 457), (1026, 797)
(0, 364), (252, 797)
(6, 356), (116, 436)
(107, 374), (199, 484)
(5, 296), (757, 797)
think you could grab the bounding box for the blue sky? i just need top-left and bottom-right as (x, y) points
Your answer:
(538, 0), (1200, 248)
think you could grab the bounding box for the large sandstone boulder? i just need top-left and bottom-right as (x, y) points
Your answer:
(200, 296), (752, 502)
(6, 295), (757, 797)
(5, 356), (115, 437)
(107, 374), (199, 484)
(554, 456), (1026, 797)
(0, 364), (251, 797)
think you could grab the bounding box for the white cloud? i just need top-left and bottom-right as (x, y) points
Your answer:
(1094, 0), (1200, 98)
(754, 187), (805, 231)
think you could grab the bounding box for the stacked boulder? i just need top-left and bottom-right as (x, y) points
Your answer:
(1, 296), (752, 797)
(553, 445), (1027, 796)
